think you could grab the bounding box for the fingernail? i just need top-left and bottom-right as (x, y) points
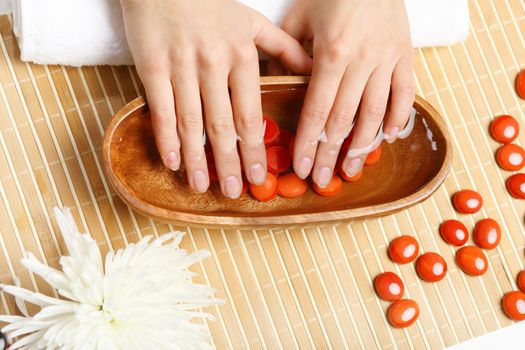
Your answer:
(344, 158), (362, 177)
(165, 152), (180, 171)
(193, 170), (208, 193)
(250, 163), (266, 185)
(223, 176), (241, 199)
(297, 157), (313, 179)
(386, 127), (399, 143)
(316, 167), (332, 188)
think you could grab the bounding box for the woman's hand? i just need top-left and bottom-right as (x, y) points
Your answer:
(120, 0), (312, 198)
(276, 0), (415, 187)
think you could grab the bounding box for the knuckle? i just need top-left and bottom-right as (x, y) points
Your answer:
(138, 60), (168, 77)
(198, 46), (225, 68)
(214, 150), (241, 169)
(233, 43), (256, 64)
(242, 140), (263, 152)
(152, 111), (173, 125)
(354, 48), (376, 64)
(396, 83), (416, 100)
(155, 132), (178, 147)
(319, 35), (350, 63)
(184, 149), (205, 163)
(318, 143), (341, 160)
(238, 112), (262, 131)
(363, 98), (387, 120)
(152, 114), (179, 146)
(178, 113), (202, 132)
(209, 116), (234, 136)
(171, 50), (193, 66)
(306, 101), (330, 123)
(331, 109), (355, 127)
(216, 147), (239, 161)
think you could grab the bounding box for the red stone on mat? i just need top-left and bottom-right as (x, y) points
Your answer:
(452, 190), (483, 214)
(387, 299), (419, 328)
(374, 272), (404, 301)
(496, 143), (525, 171)
(388, 235), (419, 264)
(501, 291), (525, 321)
(473, 218), (501, 250)
(490, 115), (519, 144)
(516, 69), (525, 99)
(456, 246), (488, 276)
(439, 220), (469, 246)
(506, 174), (525, 199)
(415, 252), (447, 282)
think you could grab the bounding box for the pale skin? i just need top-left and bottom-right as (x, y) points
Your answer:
(120, 0), (414, 198)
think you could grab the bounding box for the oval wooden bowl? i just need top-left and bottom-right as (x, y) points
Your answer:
(103, 76), (452, 227)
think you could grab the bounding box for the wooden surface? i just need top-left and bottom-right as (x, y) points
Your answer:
(0, 1), (525, 348)
(103, 90), (452, 227)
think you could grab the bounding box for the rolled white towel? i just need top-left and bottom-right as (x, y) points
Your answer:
(11, 0), (133, 66)
(2, 0), (469, 67)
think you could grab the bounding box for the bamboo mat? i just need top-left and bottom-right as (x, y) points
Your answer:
(0, 1), (525, 349)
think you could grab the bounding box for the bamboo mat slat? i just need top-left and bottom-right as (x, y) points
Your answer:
(0, 1), (525, 349)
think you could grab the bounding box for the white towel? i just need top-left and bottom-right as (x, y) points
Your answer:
(2, 0), (469, 67)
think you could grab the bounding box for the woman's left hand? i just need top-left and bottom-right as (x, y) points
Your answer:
(273, 0), (415, 187)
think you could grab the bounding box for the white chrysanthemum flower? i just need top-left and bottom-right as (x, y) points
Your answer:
(0, 208), (223, 350)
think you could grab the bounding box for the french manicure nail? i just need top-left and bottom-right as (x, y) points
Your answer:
(298, 157), (313, 179)
(250, 163), (266, 185)
(344, 158), (362, 177)
(316, 167), (332, 188)
(223, 176), (241, 199)
(193, 170), (208, 193)
(386, 127), (399, 143)
(165, 152), (180, 171)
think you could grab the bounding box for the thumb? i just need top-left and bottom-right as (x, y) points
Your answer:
(266, 58), (288, 76)
(252, 15), (312, 75)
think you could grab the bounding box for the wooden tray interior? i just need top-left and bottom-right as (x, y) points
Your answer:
(108, 85), (447, 220)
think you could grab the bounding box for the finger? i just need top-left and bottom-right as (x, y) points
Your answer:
(280, 9), (307, 42)
(252, 14), (312, 75)
(292, 58), (346, 178)
(266, 13), (307, 76)
(312, 65), (370, 187)
(173, 69), (209, 193)
(143, 76), (180, 171)
(229, 47), (267, 185)
(383, 54), (415, 143)
(200, 69), (243, 199)
(341, 66), (393, 177)
(267, 58), (288, 75)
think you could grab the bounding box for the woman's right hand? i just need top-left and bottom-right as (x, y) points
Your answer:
(120, 0), (312, 198)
